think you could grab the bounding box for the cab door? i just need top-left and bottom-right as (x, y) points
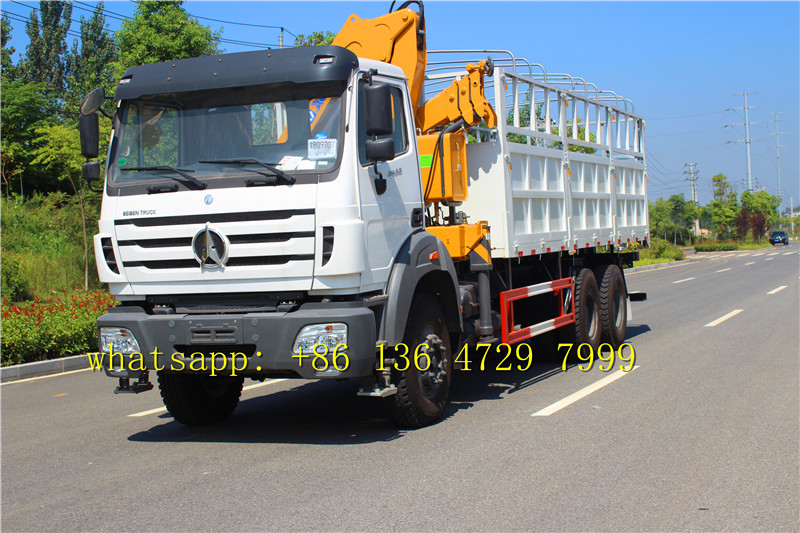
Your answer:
(356, 75), (422, 293)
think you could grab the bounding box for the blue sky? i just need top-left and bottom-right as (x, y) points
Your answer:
(3, 1), (798, 209)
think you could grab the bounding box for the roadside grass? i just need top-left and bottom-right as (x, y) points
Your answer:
(631, 257), (678, 268)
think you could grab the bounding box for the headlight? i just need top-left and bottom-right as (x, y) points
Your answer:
(292, 323), (348, 354)
(100, 327), (141, 354)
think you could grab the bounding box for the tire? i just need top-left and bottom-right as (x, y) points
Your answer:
(158, 372), (244, 426)
(596, 264), (627, 347)
(560, 267), (601, 356)
(385, 293), (452, 428)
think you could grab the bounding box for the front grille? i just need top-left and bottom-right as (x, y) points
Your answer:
(115, 208), (316, 275)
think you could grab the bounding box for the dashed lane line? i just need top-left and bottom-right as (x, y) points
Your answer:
(745, 261), (756, 266)
(716, 268), (732, 273)
(532, 366), (639, 417)
(673, 277), (695, 284)
(704, 309), (744, 328)
(128, 378), (288, 418)
(768, 252), (780, 256)
(767, 286), (787, 295)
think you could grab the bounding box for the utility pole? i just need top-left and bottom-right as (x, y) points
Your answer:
(725, 92), (759, 191)
(684, 162), (700, 235)
(769, 112), (786, 212)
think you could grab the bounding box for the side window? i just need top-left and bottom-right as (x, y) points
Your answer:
(358, 82), (409, 166)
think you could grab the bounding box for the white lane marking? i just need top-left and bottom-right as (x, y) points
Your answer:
(738, 253), (751, 257)
(752, 253), (766, 257)
(745, 261), (756, 266)
(128, 406), (167, 418)
(673, 277), (695, 284)
(705, 309), (744, 327)
(716, 268), (732, 273)
(128, 378), (288, 417)
(0, 367), (92, 386)
(243, 378), (287, 391)
(767, 286), (787, 295)
(532, 366), (639, 417)
(783, 252), (795, 256)
(768, 252), (780, 256)
(766, 258), (774, 261)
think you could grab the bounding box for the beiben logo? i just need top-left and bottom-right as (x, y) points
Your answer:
(192, 223), (229, 270)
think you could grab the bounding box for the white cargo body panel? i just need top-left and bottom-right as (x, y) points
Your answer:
(426, 59), (648, 259)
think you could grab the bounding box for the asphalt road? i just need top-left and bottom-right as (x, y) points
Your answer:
(2, 246), (799, 532)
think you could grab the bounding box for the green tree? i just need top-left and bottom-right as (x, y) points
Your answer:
(711, 173), (732, 202)
(112, 0), (221, 80)
(708, 173), (739, 239)
(294, 31), (335, 47)
(741, 190), (780, 242)
(66, 2), (118, 113)
(649, 197), (671, 241)
(31, 121), (110, 290)
(0, 80), (60, 195)
(20, 1), (72, 99)
(1, 13), (16, 79)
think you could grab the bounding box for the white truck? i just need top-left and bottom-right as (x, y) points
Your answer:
(79, 1), (647, 427)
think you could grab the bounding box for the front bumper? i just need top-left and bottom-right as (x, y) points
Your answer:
(95, 302), (377, 379)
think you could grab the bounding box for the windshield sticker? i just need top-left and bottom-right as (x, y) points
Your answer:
(315, 132), (328, 139)
(308, 139), (337, 160)
(296, 160), (316, 170)
(117, 157), (128, 166)
(278, 156), (303, 171)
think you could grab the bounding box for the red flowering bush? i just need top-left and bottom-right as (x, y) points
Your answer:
(1, 291), (116, 366)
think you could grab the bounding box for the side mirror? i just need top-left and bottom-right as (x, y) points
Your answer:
(82, 161), (100, 182)
(365, 137), (395, 163)
(80, 88), (105, 116)
(364, 82), (393, 137)
(79, 113), (99, 159)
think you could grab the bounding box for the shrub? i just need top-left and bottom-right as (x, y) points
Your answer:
(1, 290), (115, 366)
(694, 241), (738, 252)
(1, 254), (32, 302)
(645, 239), (686, 261)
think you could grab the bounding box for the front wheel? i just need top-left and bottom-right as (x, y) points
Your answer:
(385, 293), (452, 428)
(158, 372), (244, 426)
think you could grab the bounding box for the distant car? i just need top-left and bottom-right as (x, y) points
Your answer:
(769, 230), (789, 245)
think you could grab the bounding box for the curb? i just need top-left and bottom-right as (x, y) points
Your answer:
(1, 354), (91, 383)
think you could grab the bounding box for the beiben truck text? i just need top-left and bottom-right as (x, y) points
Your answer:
(79, 1), (648, 427)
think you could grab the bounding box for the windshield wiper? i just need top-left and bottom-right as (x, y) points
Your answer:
(122, 166), (207, 190)
(198, 159), (295, 185)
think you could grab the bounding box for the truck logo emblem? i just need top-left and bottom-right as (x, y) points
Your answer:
(204, 194), (213, 205)
(191, 224), (229, 269)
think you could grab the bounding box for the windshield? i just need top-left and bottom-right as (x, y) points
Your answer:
(108, 85), (343, 187)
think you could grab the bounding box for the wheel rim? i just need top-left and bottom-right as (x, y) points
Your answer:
(416, 331), (447, 399)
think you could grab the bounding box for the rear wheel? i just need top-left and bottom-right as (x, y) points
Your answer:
(158, 372), (244, 426)
(385, 293), (452, 428)
(560, 267), (601, 358)
(596, 264), (627, 347)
